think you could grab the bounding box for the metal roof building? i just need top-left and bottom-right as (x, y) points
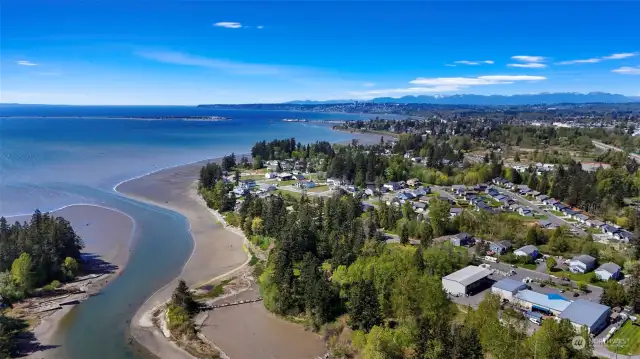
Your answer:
(491, 278), (528, 301)
(559, 299), (611, 334)
(513, 289), (571, 315)
(442, 266), (492, 296)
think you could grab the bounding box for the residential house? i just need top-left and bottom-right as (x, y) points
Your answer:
(407, 178), (421, 187)
(266, 163), (279, 172)
(530, 190), (541, 197)
(570, 255), (597, 274)
(586, 219), (605, 228)
(487, 188), (500, 197)
(552, 203), (568, 212)
(327, 178), (344, 187)
(614, 230), (634, 243)
(383, 182), (401, 191)
(259, 183), (276, 192)
(535, 194), (549, 202)
(490, 240), (513, 255)
(450, 232), (474, 246)
(500, 197), (515, 206)
(574, 213), (590, 224)
(413, 186), (431, 196)
(595, 263), (622, 281)
(514, 245), (539, 260)
(418, 196), (431, 203)
(411, 157), (422, 163)
(292, 174), (305, 181)
(439, 194), (454, 204)
(277, 173), (293, 181)
(233, 186), (249, 196)
(295, 180), (316, 189)
(473, 184), (487, 192)
(476, 202), (492, 212)
(397, 192), (414, 201)
(364, 187), (376, 196)
(562, 208), (578, 217)
(518, 207), (534, 217)
(602, 224), (621, 236)
(518, 186), (531, 195)
(265, 172), (278, 179)
(492, 177), (508, 186)
(538, 219), (559, 229)
(449, 207), (463, 218)
(543, 198), (559, 206)
(413, 202), (427, 213)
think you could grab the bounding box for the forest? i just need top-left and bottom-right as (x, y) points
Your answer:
(0, 210), (84, 358)
(197, 156), (606, 358)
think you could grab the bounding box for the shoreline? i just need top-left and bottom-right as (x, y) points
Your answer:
(10, 129), (381, 358)
(5, 204), (136, 359)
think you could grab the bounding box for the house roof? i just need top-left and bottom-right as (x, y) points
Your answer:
(450, 207), (463, 213)
(443, 266), (492, 286)
(499, 240), (513, 248)
(515, 245), (538, 255)
(603, 224), (620, 233)
(559, 300), (610, 328)
(453, 232), (472, 240)
(617, 230), (634, 239)
(572, 254), (596, 267)
(588, 220), (605, 227)
(492, 278), (527, 293)
(539, 219), (552, 227)
(514, 290), (571, 312)
(596, 262), (621, 274)
(575, 214), (589, 220)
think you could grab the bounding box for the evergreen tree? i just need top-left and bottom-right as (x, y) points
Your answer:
(413, 246), (425, 273)
(171, 279), (197, 314)
(400, 223), (410, 245)
(348, 280), (381, 332)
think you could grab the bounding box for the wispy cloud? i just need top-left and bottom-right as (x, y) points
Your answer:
(349, 75), (546, 98)
(214, 22), (243, 29)
(511, 56), (546, 63)
(257, 25), (264, 29)
(452, 60), (494, 66)
(507, 63), (547, 68)
(612, 66), (640, 75)
(557, 52), (638, 65)
(508, 55), (547, 69)
(363, 82), (375, 87)
(17, 60), (37, 66)
(137, 50), (317, 77)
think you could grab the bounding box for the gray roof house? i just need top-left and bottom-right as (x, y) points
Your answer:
(614, 230), (634, 243)
(587, 219), (605, 228)
(570, 255), (597, 273)
(514, 245), (538, 259)
(595, 263), (622, 281)
(450, 232), (474, 246)
(558, 300), (611, 334)
(574, 213), (589, 223)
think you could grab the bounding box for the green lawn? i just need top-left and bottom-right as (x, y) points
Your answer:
(307, 185), (329, 192)
(276, 189), (302, 199)
(241, 174), (266, 180)
(586, 227), (602, 234)
(518, 263), (537, 270)
(551, 269), (598, 285)
(607, 321), (640, 355)
(549, 210), (564, 216)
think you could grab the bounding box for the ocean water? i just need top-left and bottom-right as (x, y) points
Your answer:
(0, 105), (365, 359)
(0, 105), (362, 216)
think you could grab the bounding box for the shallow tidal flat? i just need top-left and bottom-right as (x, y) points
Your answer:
(201, 284), (326, 359)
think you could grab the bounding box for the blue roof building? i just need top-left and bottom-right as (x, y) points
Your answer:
(513, 289), (571, 315)
(559, 299), (611, 334)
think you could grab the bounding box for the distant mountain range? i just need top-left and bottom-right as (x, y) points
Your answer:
(286, 92), (640, 106)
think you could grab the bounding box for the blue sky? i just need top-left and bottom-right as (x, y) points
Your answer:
(2, 1), (639, 105)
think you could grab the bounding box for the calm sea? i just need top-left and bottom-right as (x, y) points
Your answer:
(0, 105), (365, 359)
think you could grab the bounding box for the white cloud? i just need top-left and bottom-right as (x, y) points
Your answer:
(17, 60), (37, 66)
(557, 52), (638, 65)
(453, 60), (494, 66)
(214, 22), (243, 29)
(349, 75), (547, 98)
(257, 25), (264, 29)
(445, 64), (457, 67)
(507, 63), (548, 68)
(409, 75), (546, 87)
(612, 66), (640, 75)
(511, 56), (546, 63)
(603, 52), (637, 60)
(137, 50), (300, 76)
(363, 82), (375, 87)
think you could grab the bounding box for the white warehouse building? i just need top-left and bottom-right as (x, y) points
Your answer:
(491, 278), (528, 302)
(442, 265), (492, 296)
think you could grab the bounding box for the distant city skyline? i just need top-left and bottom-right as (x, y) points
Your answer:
(2, 1), (639, 105)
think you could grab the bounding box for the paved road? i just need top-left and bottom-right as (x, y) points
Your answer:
(593, 140), (640, 163)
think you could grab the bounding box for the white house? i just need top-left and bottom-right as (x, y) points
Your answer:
(569, 255), (597, 273)
(595, 263), (622, 281)
(265, 172), (277, 179)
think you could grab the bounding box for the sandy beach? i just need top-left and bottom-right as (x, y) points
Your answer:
(7, 204), (134, 359)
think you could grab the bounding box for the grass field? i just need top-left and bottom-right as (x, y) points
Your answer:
(607, 321), (640, 355)
(307, 185), (329, 192)
(549, 210), (564, 217)
(276, 189), (302, 199)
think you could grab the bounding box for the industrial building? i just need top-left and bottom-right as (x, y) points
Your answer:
(491, 278), (528, 301)
(558, 300), (611, 334)
(513, 289), (572, 315)
(441, 265), (492, 296)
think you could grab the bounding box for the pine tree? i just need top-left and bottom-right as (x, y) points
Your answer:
(400, 223), (410, 245)
(348, 280), (381, 332)
(171, 279), (197, 314)
(414, 246), (425, 273)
